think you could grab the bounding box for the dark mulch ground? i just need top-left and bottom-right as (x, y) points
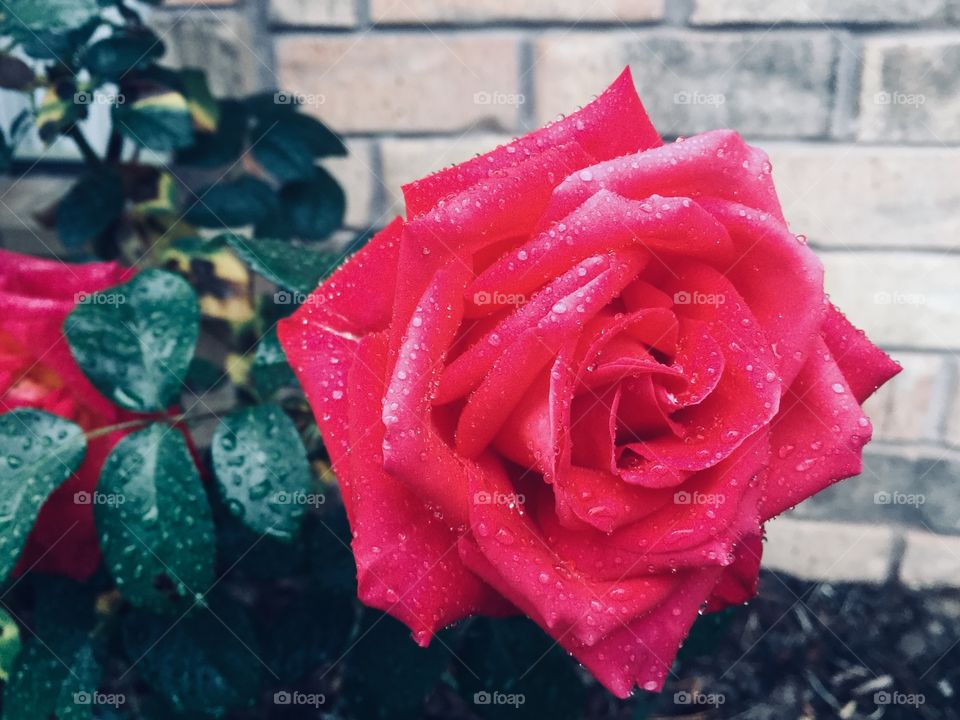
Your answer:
(582, 571), (960, 719)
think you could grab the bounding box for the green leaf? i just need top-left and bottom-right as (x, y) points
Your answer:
(251, 121), (315, 184)
(0, 409), (86, 582)
(2, 609), (101, 720)
(179, 68), (219, 132)
(246, 94), (346, 157)
(212, 404), (313, 542)
(224, 235), (340, 294)
(277, 167), (345, 241)
(56, 169), (124, 249)
(0, 54), (34, 90)
(64, 269), (199, 412)
(0, 608), (21, 682)
(186, 176), (277, 228)
(96, 423), (214, 609)
(456, 617), (587, 720)
(83, 31), (164, 81)
(122, 594), (262, 717)
(251, 327), (298, 397)
(175, 99), (246, 168)
(114, 91), (194, 151)
(341, 611), (450, 720)
(184, 357), (224, 396)
(2, 0), (100, 32)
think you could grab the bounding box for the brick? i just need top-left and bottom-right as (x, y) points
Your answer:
(371, 0), (664, 24)
(861, 352), (949, 444)
(0, 175), (72, 256)
(150, 9), (263, 96)
(762, 518), (895, 583)
(277, 34), (521, 134)
(533, 31), (836, 139)
(765, 144), (960, 249)
(380, 134), (512, 217)
(164, 0), (234, 5)
(269, 0), (359, 27)
(820, 251), (960, 349)
(948, 365), (960, 446)
(858, 34), (960, 143)
(900, 530), (960, 589)
(325, 139), (376, 229)
(691, 0), (950, 25)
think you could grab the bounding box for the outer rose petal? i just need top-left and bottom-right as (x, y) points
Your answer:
(758, 337), (894, 520)
(821, 303), (901, 404)
(704, 531), (763, 613)
(347, 332), (505, 641)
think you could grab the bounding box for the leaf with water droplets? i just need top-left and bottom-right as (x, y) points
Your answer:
(96, 423), (214, 609)
(2, 580), (101, 720)
(0, 409), (86, 582)
(251, 327), (299, 398)
(222, 234), (340, 294)
(64, 269), (200, 412)
(212, 404), (313, 542)
(121, 593), (262, 717)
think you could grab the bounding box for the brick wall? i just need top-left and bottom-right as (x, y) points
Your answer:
(4, 0), (960, 581)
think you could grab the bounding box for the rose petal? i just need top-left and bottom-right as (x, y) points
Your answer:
(821, 303), (901, 403)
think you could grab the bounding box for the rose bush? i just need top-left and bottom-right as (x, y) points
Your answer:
(280, 69), (899, 697)
(0, 249), (133, 580)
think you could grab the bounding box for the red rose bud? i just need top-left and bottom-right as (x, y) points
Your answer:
(278, 68), (900, 698)
(0, 249), (135, 580)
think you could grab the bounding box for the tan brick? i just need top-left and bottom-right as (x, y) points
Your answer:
(765, 144), (960, 249)
(277, 34), (521, 134)
(325, 139), (375, 229)
(858, 34), (960, 143)
(821, 252), (960, 349)
(150, 9), (262, 96)
(900, 529), (960, 589)
(371, 0), (664, 23)
(762, 518), (895, 583)
(861, 353), (949, 444)
(533, 31), (836, 138)
(691, 0), (949, 25)
(269, 0), (359, 27)
(379, 133), (512, 217)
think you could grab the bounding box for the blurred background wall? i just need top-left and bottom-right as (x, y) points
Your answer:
(2, 0), (959, 586)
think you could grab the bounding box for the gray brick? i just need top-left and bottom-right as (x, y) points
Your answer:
(370, 0), (664, 24)
(762, 518), (895, 583)
(900, 530), (960, 589)
(533, 31), (837, 138)
(277, 34), (521, 133)
(858, 34), (960, 143)
(765, 143), (960, 249)
(150, 8), (263, 96)
(691, 0), (950, 25)
(325, 139), (376, 229)
(270, 0), (359, 27)
(821, 251), (960, 349)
